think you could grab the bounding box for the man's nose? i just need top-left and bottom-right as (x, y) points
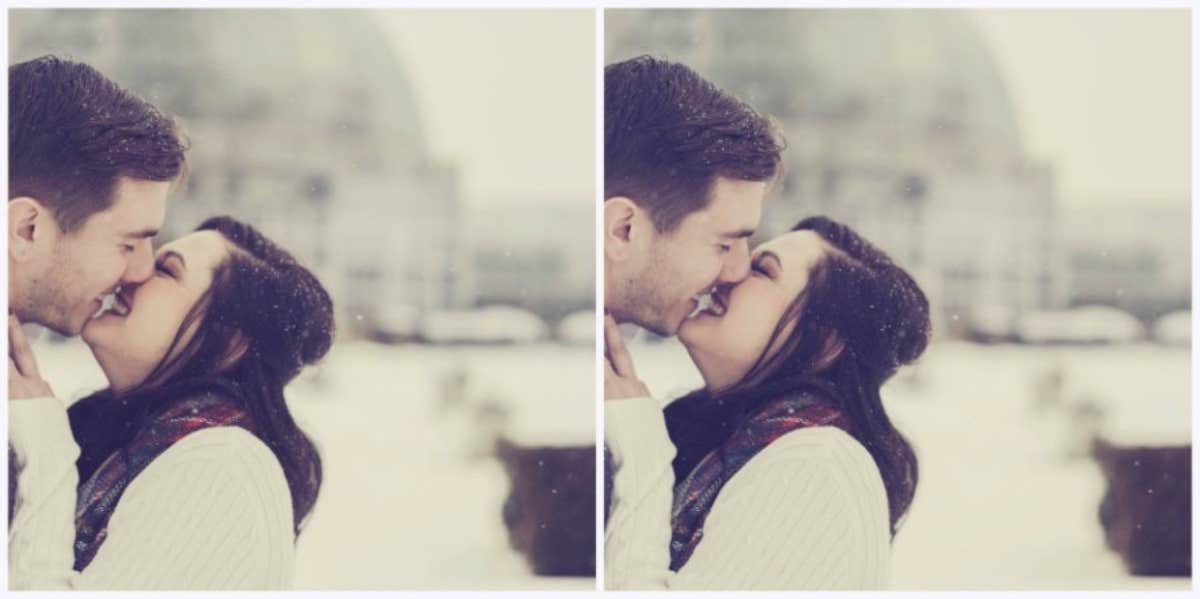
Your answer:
(718, 238), (751, 284)
(122, 241), (155, 285)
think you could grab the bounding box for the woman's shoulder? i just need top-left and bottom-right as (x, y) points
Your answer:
(89, 426), (295, 589)
(121, 426), (291, 514)
(763, 425), (874, 465)
(697, 425), (891, 588)
(131, 382), (270, 478)
(118, 426), (294, 532)
(729, 425), (887, 509)
(150, 426), (286, 485)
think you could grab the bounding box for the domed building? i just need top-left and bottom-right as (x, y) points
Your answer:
(10, 9), (469, 334)
(607, 10), (1069, 331)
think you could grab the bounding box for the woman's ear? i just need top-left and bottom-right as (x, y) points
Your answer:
(215, 331), (250, 372)
(812, 333), (846, 372)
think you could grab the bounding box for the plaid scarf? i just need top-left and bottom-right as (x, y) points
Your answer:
(669, 393), (851, 571)
(72, 388), (254, 571)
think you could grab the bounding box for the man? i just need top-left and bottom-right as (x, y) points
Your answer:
(8, 56), (187, 585)
(9, 56), (187, 340)
(601, 56), (783, 588)
(603, 55), (783, 339)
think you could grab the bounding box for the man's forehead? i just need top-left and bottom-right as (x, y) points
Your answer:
(103, 177), (170, 235)
(698, 178), (767, 233)
(87, 210), (162, 239)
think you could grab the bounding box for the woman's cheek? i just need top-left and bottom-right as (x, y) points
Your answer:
(742, 296), (792, 368)
(712, 317), (762, 381)
(134, 302), (183, 364)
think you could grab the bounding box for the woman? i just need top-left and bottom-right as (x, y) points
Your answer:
(605, 215), (930, 590)
(9, 216), (333, 589)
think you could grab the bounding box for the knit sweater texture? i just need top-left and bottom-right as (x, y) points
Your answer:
(604, 395), (891, 590)
(8, 396), (294, 590)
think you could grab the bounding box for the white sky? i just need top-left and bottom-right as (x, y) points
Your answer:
(970, 9), (1190, 207)
(377, 10), (595, 208)
(378, 9), (1188, 210)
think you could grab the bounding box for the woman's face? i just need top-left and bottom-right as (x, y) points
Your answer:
(82, 230), (233, 392)
(678, 229), (828, 391)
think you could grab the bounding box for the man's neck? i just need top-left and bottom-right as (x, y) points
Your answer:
(602, 260), (625, 323)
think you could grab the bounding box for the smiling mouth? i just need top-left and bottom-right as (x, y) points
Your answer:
(91, 287), (131, 319)
(688, 288), (729, 319)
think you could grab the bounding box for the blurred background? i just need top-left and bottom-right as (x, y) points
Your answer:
(11, 9), (595, 590)
(607, 8), (1190, 590)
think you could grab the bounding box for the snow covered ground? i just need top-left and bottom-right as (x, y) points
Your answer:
(625, 337), (1191, 590)
(27, 336), (595, 590)
(22, 332), (1191, 590)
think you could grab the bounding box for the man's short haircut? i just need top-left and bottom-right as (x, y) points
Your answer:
(605, 55), (783, 233)
(9, 56), (188, 232)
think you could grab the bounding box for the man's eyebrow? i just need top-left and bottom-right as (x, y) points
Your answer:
(122, 228), (160, 240)
(719, 228), (756, 239)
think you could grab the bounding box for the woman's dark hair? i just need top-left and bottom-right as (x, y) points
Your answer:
(605, 55), (784, 233)
(9, 55), (188, 233)
(665, 215), (930, 537)
(71, 215), (333, 534)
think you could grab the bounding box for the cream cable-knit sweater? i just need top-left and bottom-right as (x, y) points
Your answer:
(8, 396), (295, 590)
(604, 396), (891, 590)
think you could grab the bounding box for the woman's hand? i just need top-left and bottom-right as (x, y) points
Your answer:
(604, 314), (649, 401)
(9, 315), (53, 400)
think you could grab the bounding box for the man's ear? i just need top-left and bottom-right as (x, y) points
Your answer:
(9, 197), (47, 263)
(604, 197), (640, 262)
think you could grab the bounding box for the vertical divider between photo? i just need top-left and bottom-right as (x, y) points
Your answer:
(593, 5), (607, 593)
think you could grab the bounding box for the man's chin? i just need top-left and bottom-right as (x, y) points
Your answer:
(612, 308), (678, 338)
(641, 315), (681, 338)
(30, 315), (85, 338)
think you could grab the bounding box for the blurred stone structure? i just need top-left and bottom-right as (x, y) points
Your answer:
(607, 10), (1069, 332)
(470, 201), (595, 324)
(1061, 204), (1190, 322)
(10, 9), (469, 335)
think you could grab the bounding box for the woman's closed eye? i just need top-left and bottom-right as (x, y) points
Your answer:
(750, 255), (774, 278)
(154, 255), (183, 279)
(154, 260), (175, 278)
(751, 251), (784, 278)
(154, 251), (187, 279)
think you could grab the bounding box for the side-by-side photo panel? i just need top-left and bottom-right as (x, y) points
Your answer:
(602, 8), (1189, 591)
(8, 8), (595, 590)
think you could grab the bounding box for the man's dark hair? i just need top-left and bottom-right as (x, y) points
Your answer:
(605, 55), (783, 233)
(9, 55), (188, 232)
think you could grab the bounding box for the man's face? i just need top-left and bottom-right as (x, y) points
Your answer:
(619, 177), (766, 336)
(20, 177), (169, 336)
